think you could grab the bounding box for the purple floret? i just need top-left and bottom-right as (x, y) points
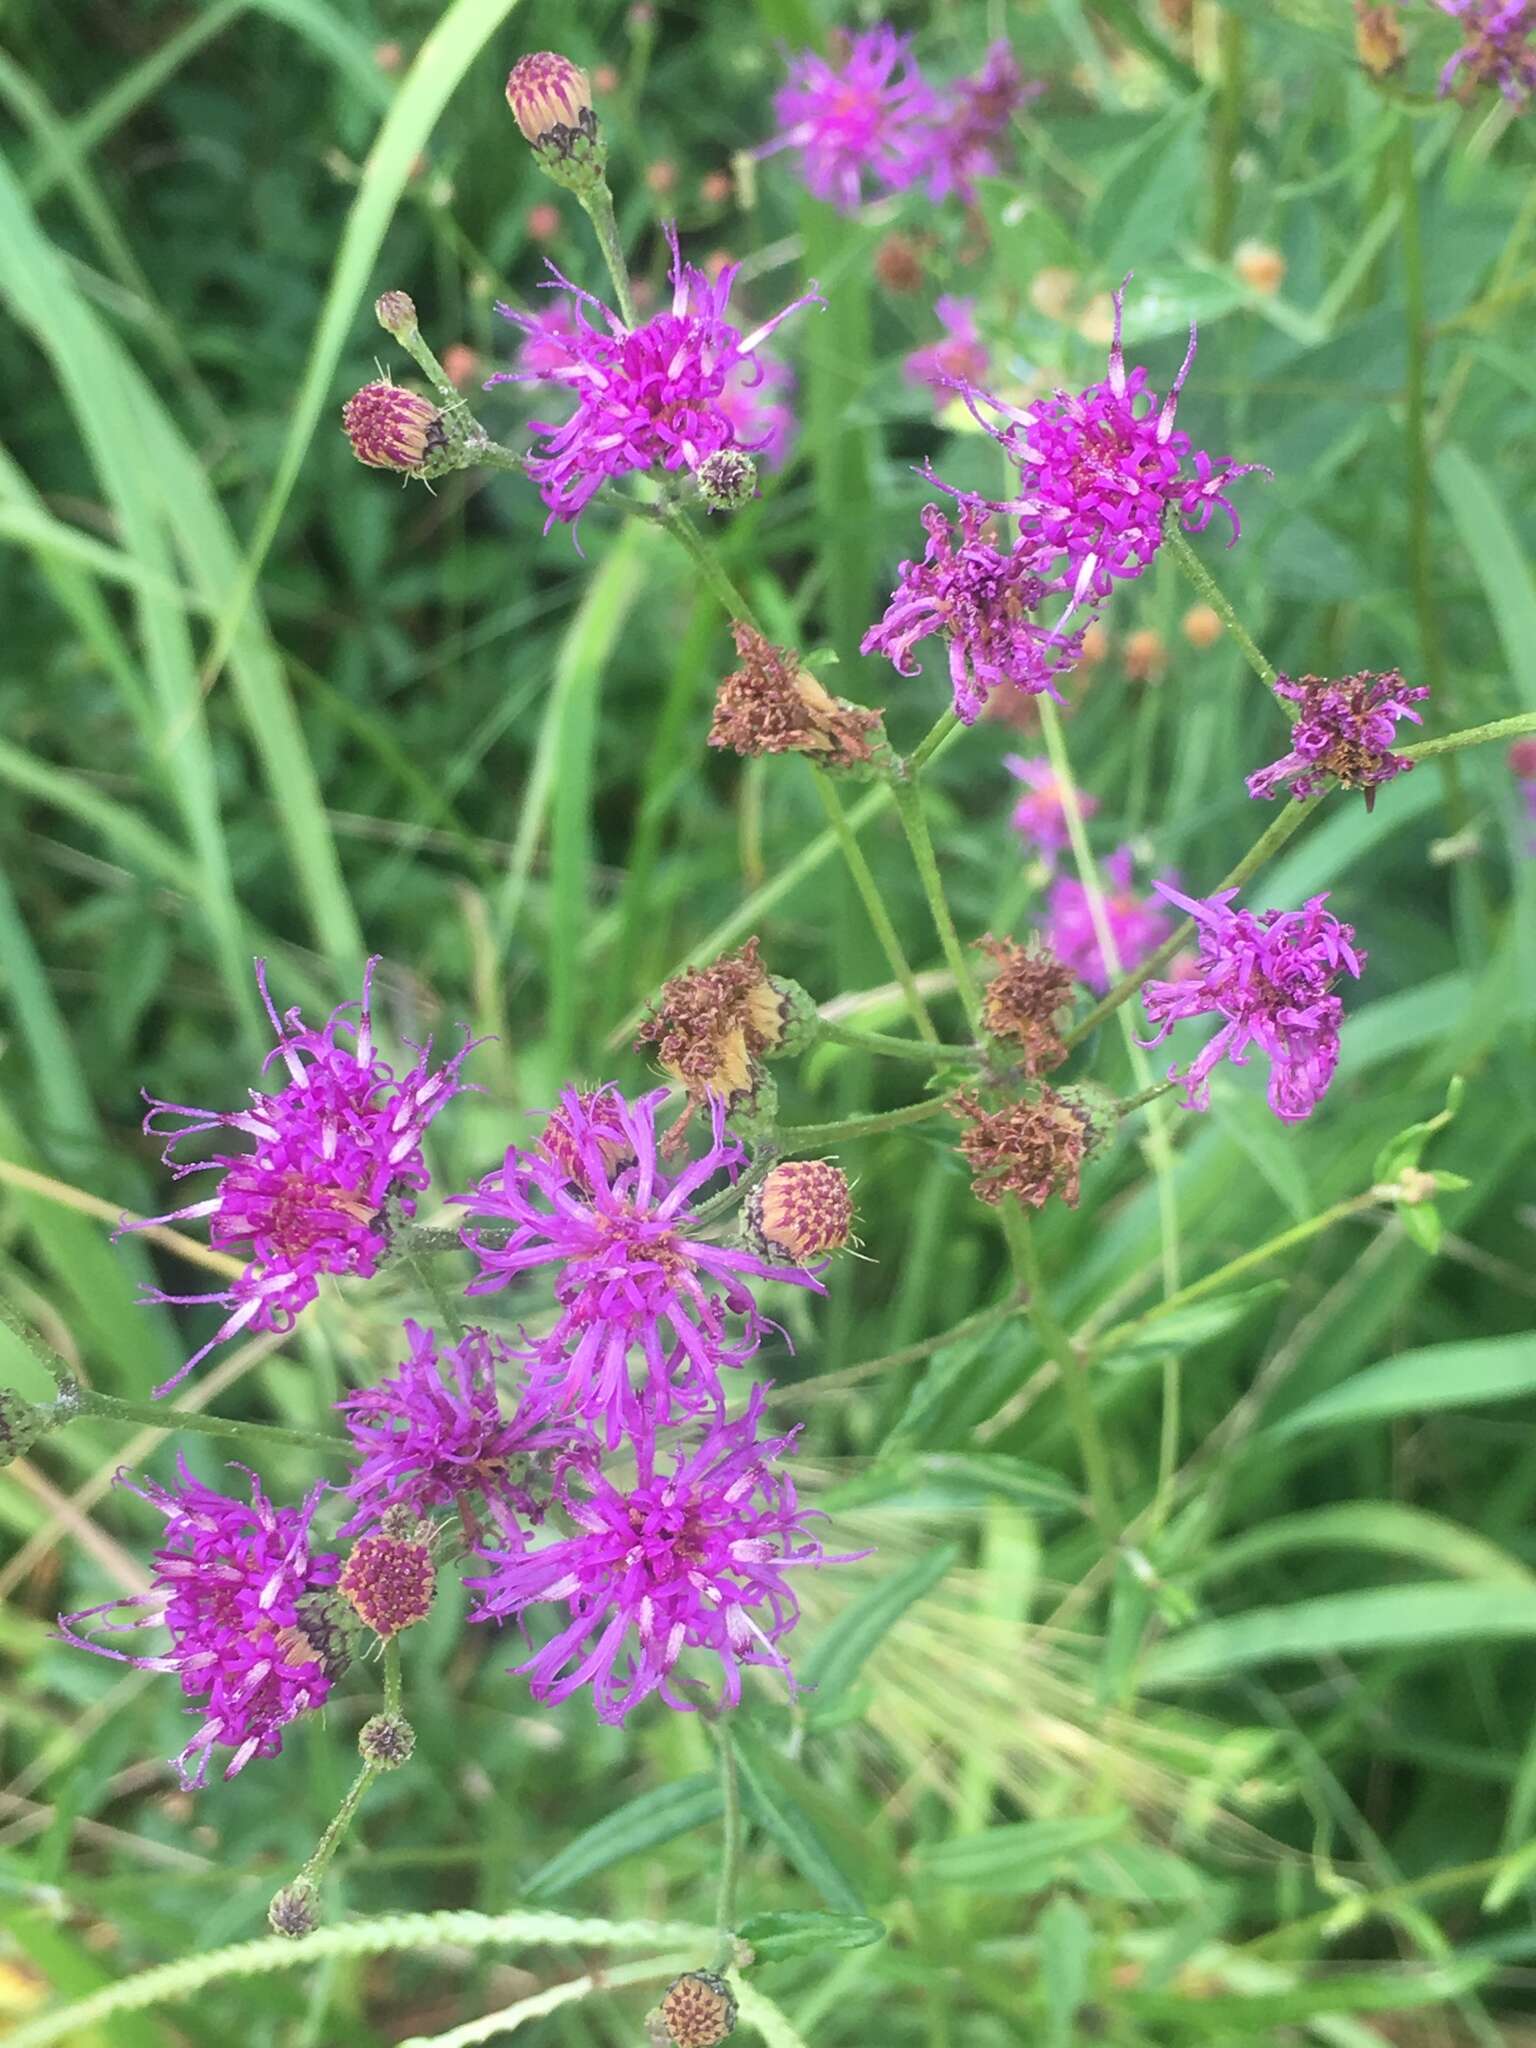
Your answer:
(1436, 0), (1536, 104)
(1046, 846), (1174, 995)
(766, 26), (939, 211)
(1246, 670), (1429, 804)
(922, 40), (1040, 203)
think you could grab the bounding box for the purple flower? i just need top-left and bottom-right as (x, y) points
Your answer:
(451, 1086), (823, 1448)
(903, 295), (990, 397)
(861, 496), (1084, 725)
(766, 27), (939, 212)
(337, 1321), (580, 1539)
(923, 41), (1039, 204)
(126, 959), (476, 1395)
(490, 226), (818, 527)
(954, 279), (1268, 608)
(1046, 847), (1174, 995)
(717, 349), (797, 470)
(1247, 670), (1429, 805)
(1141, 884), (1365, 1122)
(1006, 754), (1098, 862)
(1436, 0), (1536, 104)
(57, 1462), (343, 1788)
(464, 1387), (842, 1723)
(513, 301), (583, 377)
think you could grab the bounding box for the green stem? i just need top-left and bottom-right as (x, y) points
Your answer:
(395, 322), (469, 416)
(1208, 11), (1243, 261)
(890, 778), (984, 1033)
(761, 1285), (1025, 1402)
(577, 181), (637, 327)
(1115, 1081), (1179, 1117)
(71, 1389), (351, 1458)
(299, 1761), (379, 1889)
(776, 1096), (950, 1149)
(908, 710), (959, 774)
(384, 1636), (403, 1716)
(654, 496), (755, 621)
(1401, 711), (1536, 761)
(1163, 523), (1279, 695)
(817, 1018), (976, 1063)
(0, 1289), (79, 1395)
(406, 1252), (465, 1344)
(1003, 1204), (1120, 1545)
(811, 768), (941, 1045)
(710, 1719), (744, 1965)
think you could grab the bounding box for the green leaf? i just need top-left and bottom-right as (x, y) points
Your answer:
(914, 1811), (1130, 1895)
(1101, 1284), (1285, 1367)
(522, 1774), (722, 1902)
(736, 1911), (885, 1962)
(1269, 1333), (1536, 1438)
(1037, 1894), (1094, 2048)
(732, 1731), (866, 1915)
(1372, 1075), (1465, 1184)
(801, 1546), (959, 1723)
(1435, 442), (1536, 710)
(1091, 100), (1207, 274)
(1144, 1583), (1536, 1687)
(1071, 1844), (1215, 1904)
(1196, 1501), (1534, 1588)
(821, 1454), (1077, 1517)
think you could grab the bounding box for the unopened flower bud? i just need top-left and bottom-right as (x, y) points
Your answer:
(1235, 240), (1286, 296)
(1181, 603), (1223, 649)
(1354, 2), (1405, 79)
(1123, 627), (1168, 684)
(1509, 738), (1536, 780)
(695, 449), (758, 513)
(374, 289), (417, 339)
(268, 1878), (319, 1939)
(506, 53), (605, 193)
(359, 1711), (417, 1769)
(1079, 620), (1110, 669)
(0, 1387), (48, 1468)
(341, 382), (446, 474)
(747, 1160), (855, 1262)
(339, 1530), (436, 1638)
(651, 1970), (738, 2048)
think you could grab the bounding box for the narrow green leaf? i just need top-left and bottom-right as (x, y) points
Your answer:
(1270, 1334), (1536, 1437)
(1037, 1894), (1094, 2048)
(1435, 442), (1536, 709)
(522, 1775), (722, 1902)
(1196, 1502), (1533, 1588)
(914, 1811), (1130, 1895)
(732, 1731), (866, 1915)
(801, 1546), (959, 1720)
(736, 1911), (885, 1962)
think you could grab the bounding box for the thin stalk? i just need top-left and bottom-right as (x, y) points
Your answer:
(298, 1761), (378, 1889)
(1163, 524), (1279, 694)
(1114, 1080), (1179, 1116)
(406, 1252), (465, 1344)
(384, 1637), (404, 1717)
(811, 769), (940, 1044)
(1400, 711), (1536, 760)
(577, 182), (637, 327)
(654, 496), (755, 621)
(817, 1018), (977, 1063)
(1003, 1204), (1120, 1545)
(0, 1289), (79, 1395)
(776, 1096), (950, 1149)
(68, 1389), (351, 1458)
(890, 778), (984, 1034)
(1208, 11), (1243, 261)
(710, 1719), (744, 1965)
(760, 1284), (1024, 1403)
(909, 709), (959, 774)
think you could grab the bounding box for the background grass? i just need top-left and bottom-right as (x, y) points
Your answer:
(3, 1), (1536, 2042)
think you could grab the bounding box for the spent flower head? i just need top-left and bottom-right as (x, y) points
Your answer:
(636, 938), (799, 1115)
(709, 622), (885, 767)
(976, 935), (1075, 1074)
(1246, 670), (1428, 805)
(126, 959), (476, 1393)
(1141, 883), (1365, 1122)
(767, 27), (939, 211)
(953, 1087), (1101, 1210)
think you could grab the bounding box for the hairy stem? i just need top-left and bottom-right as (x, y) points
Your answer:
(890, 777), (984, 1034)
(812, 768), (942, 1044)
(299, 1761), (379, 1889)
(762, 1284), (1025, 1402)
(1163, 523), (1279, 694)
(578, 182), (638, 327)
(776, 1096), (950, 1149)
(817, 1018), (977, 1063)
(710, 1719), (744, 1964)
(69, 1388), (351, 1457)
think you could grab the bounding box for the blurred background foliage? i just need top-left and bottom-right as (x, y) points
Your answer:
(2, 0), (1536, 2042)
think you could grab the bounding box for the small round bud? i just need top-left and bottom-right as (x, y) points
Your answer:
(441, 343), (479, 389)
(268, 1878), (319, 1939)
(527, 201), (562, 241)
(359, 1712), (417, 1769)
(1509, 738), (1536, 780)
(645, 159), (678, 196)
(875, 231), (925, 294)
(1079, 620), (1110, 669)
(339, 1531), (436, 1638)
(747, 1160), (854, 1262)
(1354, 2), (1405, 79)
(1181, 603), (1223, 649)
(654, 1972), (738, 2048)
(1123, 627), (1168, 685)
(506, 53), (605, 193)
(0, 1386), (48, 1468)
(374, 290), (417, 340)
(696, 449), (758, 513)
(1234, 240), (1286, 296)
(341, 383), (445, 475)
(700, 169), (733, 206)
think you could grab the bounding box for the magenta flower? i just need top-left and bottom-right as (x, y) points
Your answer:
(1141, 884), (1365, 1122)
(1046, 847), (1174, 995)
(464, 1387), (843, 1723)
(1006, 754), (1097, 861)
(490, 227), (818, 526)
(337, 1321), (581, 1538)
(861, 496), (1084, 725)
(1246, 670), (1429, 805)
(766, 26), (939, 212)
(513, 301), (583, 377)
(57, 1462), (343, 1788)
(451, 1087), (823, 1447)
(717, 350), (798, 470)
(1436, 0), (1536, 104)
(126, 959), (476, 1395)
(924, 41), (1039, 203)
(955, 279), (1268, 607)
(903, 296), (990, 397)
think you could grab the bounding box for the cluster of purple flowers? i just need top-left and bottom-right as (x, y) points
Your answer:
(766, 30), (1037, 212)
(1436, 0), (1536, 105)
(491, 226), (815, 527)
(66, 974), (845, 1773)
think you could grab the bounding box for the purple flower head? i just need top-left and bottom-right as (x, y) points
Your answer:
(766, 27), (940, 212)
(1140, 883), (1365, 1122)
(1046, 847), (1174, 995)
(1436, 0), (1536, 104)
(514, 301), (583, 377)
(903, 296), (990, 398)
(1005, 754), (1098, 861)
(57, 1462), (343, 1788)
(490, 226), (819, 527)
(337, 1321), (581, 1539)
(1247, 670), (1429, 805)
(924, 41), (1040, 204)
(126, 958), (477, 1395)
(861, 495), (1084, 725)
(717, 349), (798, 470)
(451, 1086), (824, 1448)
(954, 279), (1269, 608)
(464, 1386), (847, 1723)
